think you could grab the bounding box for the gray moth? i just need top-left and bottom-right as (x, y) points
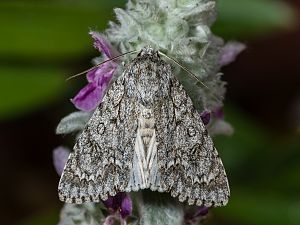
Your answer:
(58, 46), (230, 207)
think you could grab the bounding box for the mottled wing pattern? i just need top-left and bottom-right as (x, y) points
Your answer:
(58, 74), (139, 204)
(58, 46), (229, 207)
(154, 74), (230, 207)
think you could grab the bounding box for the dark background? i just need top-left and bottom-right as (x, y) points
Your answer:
(0, 0), (299, 225)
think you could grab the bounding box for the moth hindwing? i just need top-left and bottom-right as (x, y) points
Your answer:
(58, 46), (230, 207)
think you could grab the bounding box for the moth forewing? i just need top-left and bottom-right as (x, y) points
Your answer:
(58, 46), (230, 207)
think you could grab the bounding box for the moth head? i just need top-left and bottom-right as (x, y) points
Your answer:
(138, 46), (159, 58)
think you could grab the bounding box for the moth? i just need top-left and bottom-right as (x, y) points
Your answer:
(58, 46), (230, 207)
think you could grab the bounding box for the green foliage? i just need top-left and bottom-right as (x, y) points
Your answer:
(211, 106), (300, 225)
(215, 189), (300, 225)
(0, 0), (124, 61)
(0, 0), (125, 120)
(0, 66), (66, 119)
(18, 210), (59, 225)
(214, 0), (295, 39)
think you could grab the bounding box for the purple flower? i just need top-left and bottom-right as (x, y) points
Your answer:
(53, 146), (70, 176)
(219, 41), (246, 66)
(212, 107), (224, 119)
(90, 31), (118, 59)
(200, 110), (211, 125)
(194, 206), (209, 217)
(71, 31), (119, 112)
(103, 192), (132, 219)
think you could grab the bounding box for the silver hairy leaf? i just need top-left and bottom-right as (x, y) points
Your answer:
(56, 111), (92, 135)
(58, 47), (230, 207)
(139, 194), (184, 225)
(58, 203), (104, 225)
(208, 119), (234, 136)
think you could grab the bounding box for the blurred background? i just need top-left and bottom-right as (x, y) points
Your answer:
(0, 0), (299, 225)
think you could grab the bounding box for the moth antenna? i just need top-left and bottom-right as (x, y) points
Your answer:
(158, 51), (209, 89)
(158, 51), (224, 102)
(66, 50), (139, 81)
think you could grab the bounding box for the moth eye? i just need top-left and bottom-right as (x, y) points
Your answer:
(97, 123), (105, 134)
(187, 126), (196, 137)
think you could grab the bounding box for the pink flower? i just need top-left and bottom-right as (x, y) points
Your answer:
(219, 41), (246, 66)
(71, 31), (119, 112)
(103, 192), (133, 219)
(200, 110), (211, 125)
(53, 146), (70, 176)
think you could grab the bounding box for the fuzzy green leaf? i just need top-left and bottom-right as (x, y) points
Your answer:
(58, 203), (104, 225)
(56, 111), (92, 135)
(139, 192), (184, 225)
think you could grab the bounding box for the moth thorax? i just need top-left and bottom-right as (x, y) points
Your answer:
(136, 74), (160, 107)
(139, 108), (155, 148)
(141, 107), (153, 119)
